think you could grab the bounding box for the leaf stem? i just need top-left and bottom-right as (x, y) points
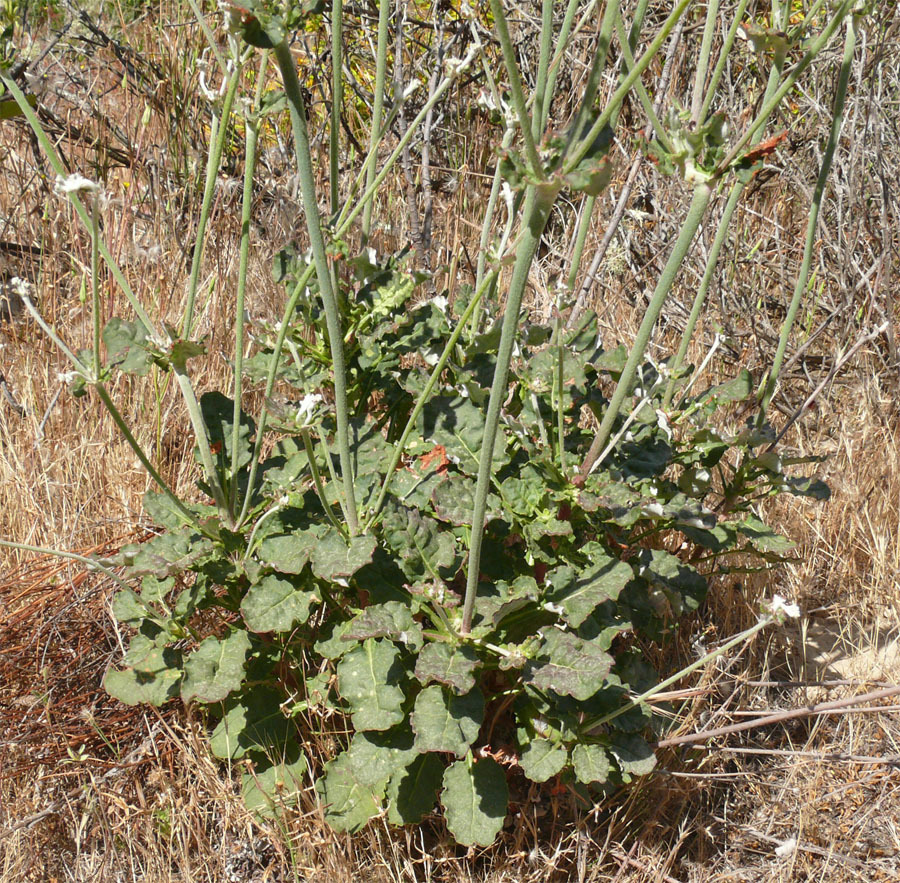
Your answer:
(273, 38), (358, 536)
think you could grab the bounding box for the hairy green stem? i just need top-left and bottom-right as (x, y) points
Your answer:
(182, 61), (242, 337)
(361, 0), (392, 242)
(567, 0), (692, 172)
(230, 52), (268, 516)
(487, 0), (543, 178)
(714, 0), (854, 177)
(579, 182), (713, 479)
(664, 3), (793, 409)
(758, 11), (858, 420)
(691, 0), (720, 124)
(568, 0), (619, 150)
(237, 262), (317, 527)
(540, 0), (581, 132)
(365, 269), (497, 528)
(698, 0), (751, 124)
(532, 0), (554, 142)
(329, 0), (343, 215)
(94, 384), (199, 526)
(582, 614), (776, 733)
(0, 539), (135, 591)
(90, 197), (101, 379)
(273, 39), (358, 536)
(302, 428), (347, 536)
(335, 48), (475, 239)
(462, 187), (559, 634)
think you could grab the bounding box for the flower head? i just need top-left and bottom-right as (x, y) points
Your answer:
(54, 174), (100, 196)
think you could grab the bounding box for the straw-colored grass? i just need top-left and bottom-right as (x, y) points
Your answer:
(2, 3), (899, 881)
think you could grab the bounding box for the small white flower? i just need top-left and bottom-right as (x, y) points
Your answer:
(774, 837), (797, 858)
(10, 277), (33, 297)
(430, 294), (449, 314)
(765, 594), (801, 621)
(402, 80), (421, 100)
(54, 174), (100, 196)
(295, 393), (323, 427)
(656, 409), (673, 442)
(58, 370), (80, 384)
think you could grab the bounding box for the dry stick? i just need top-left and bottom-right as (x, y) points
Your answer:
(394, 1), (427, 277)
(656, 684), (900, 749)
(767, 320), (888, 448)
(567, 17), (685, 329)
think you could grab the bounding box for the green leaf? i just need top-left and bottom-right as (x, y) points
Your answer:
(310, 530), (377, 584)
(104, 642), (182, 707)
(386, 752), (444, 825)
(181, 630), (251, 703)
(545, 549), (633, 627)
(345, 601), (424, 651)
(526, 627), (614, 701)
(519, 737), (567, 783)
(414, 643), (479, 694)
(783, 475), (830, 500)
(412, 686), (484, 757)
(199, 391), (256, 474)
(317, 750), (384, 833)
(343, 728), (417, 789)
(336, 639), (406, 731)
(112, 588), (156, 627)
(381, 500), (459, 583)
(731, 514), (795, 554)
(103, 317), (152, 375)
(314, 618), (358, 659)
(639, 548), (708, 615)
(116, 529), (214, 578)
(210, 686), (293, 760)
(256, 526), (325, 574)
(242, 741), (306, 818)
(421, 395), (508, 474)
(441, 757), (508, 847)
(571, 743), (611, 784)
(240, 574), (318, 633)
(609, 733), (656, 778)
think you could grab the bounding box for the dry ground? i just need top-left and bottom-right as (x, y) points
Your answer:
(2, 2), (900, 881)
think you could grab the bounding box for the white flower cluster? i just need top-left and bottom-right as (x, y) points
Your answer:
(763, 594), (801, 622)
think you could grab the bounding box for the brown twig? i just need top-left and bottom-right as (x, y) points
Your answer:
(657, 684), (900, 749)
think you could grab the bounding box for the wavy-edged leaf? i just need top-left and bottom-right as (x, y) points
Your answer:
(317, 750), (384, 833)
(519, 737), (567, 783)
(421, 395), (509, 474)
(526, 627), (613, 701)
(242, 741), (306, 818)
(344, 727), (417, 789)
(414, 643), (479, 694)
(104, 639), (182, 707)
(181, 630), (251, 703)
(240, 574), (318, 633)
(545, 549), (633, 627)
(345, 601), (424, 651)
(381, 500), (459, 583)
(610, 733), (657, 779)
(441, 757), (508, 847)
(115, 529), (214, 578)
(412, 686), (483, 757)
(639, 548), (708, 615)
(210, 686), (293, 760)
(310, 530), (377, 584)
(571, 743), (611, 784)
(386, 752), (444, 825)
(256, 526), (325, 575)
(336, 639), (406, 731)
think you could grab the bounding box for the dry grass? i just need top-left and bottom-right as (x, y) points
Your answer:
(2, 2), (900, 881)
